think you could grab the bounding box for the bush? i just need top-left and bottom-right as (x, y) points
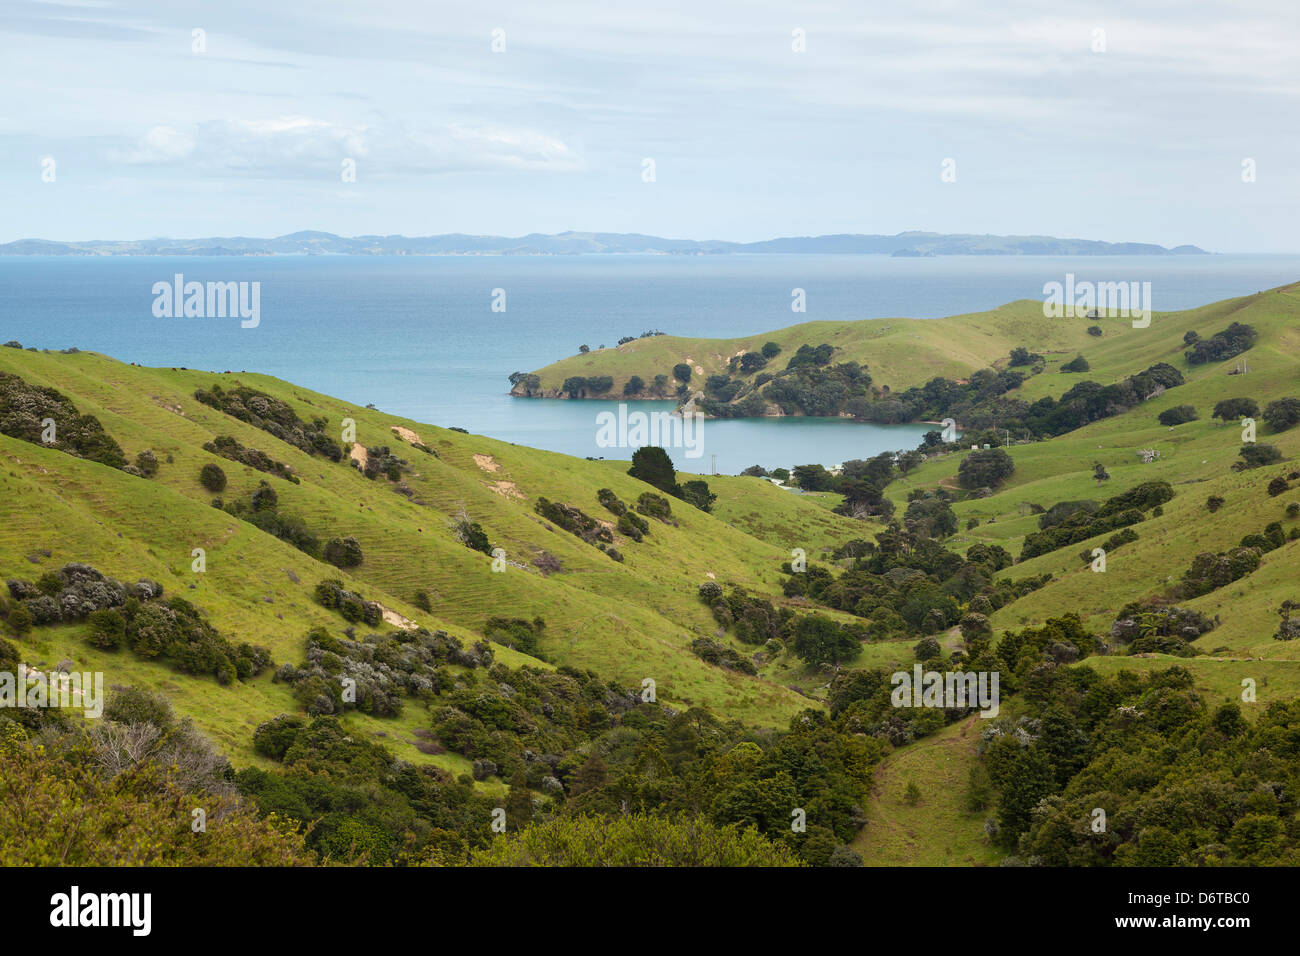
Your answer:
(1061, 354), (1090, 373)
(253, 715), (306, 760)
(87, 608), (126, 649)
(1185, 322), (1257, 365)
(1207, 495), (1225, 513)
(1268, 476), (1290, 497)
(1086, 325), (1103, 337)
(7, 602), (32, 636)
(958, 448), (1014, 489)
(324, 536), (364, 568)
(134, 450), (160, 477)
(1157, 405), (1198, 426)
(199, 463), (227, 492)
(627, 446), (681, 496)
(672, 363), (692, 383)
(1263, 397), (1300, 433)
(102, 685), (175, 730)
(1235, 444), (1283, 470)
(681, 479), (717, 513)
(635, 492), (674, 521)
(1212, 398), (1258, 422)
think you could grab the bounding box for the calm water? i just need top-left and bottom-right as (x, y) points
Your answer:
(2, 253), (1298, 473)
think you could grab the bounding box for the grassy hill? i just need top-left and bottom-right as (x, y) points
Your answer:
(516, 298), (1131, 398)
(0, 347), (881, 773)
(2, 281), (1298, 865)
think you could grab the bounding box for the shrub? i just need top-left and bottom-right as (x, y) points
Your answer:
(1158, 405), (1198, 426)
(635, 492), (674, 521)
(1207, 495), (1225, 513)
(1061, 354), (1090, 373)
(102, 685), (175, 730)
(1263, 397), (1300, 433)
(1268, 476), (1290, 497)
(681, 479), (716, 513)
(1212, 398), (1258, 422)
(324, 536), (364, 568)
(1185, 322), (1257, 365)
(253, 715), (306, 760)
(7, 602), (32, 636)
(672, 363), (692, 383)
(453, 516), (493, 555)
(1086, 325), (1103, 337)
(698, 581), (723, 603)
(87, 608), (126, 650)
(199, 463), (227, 492)
(958, 448), (1014, 490)
(1235, 444), (1283, 470)
(134, 450), (160, 477)
(627, 446), (681, 496)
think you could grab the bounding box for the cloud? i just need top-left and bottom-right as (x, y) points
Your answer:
(106, 117), (583, 177)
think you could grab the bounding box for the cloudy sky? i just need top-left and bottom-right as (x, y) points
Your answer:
(2, 0), (1298, 249)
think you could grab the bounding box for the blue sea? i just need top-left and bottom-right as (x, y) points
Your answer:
(3, 253), (1298, 473)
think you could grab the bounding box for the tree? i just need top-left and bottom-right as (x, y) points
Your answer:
(627, 446), (681, 496)
(761, 341), (782, 359)
(1235, 444), (1283, 470)
(7, 602), (32, 636)
(569, 752), (608, 797)
(623, 375), (645, 396)
(134, 449), (159, 477)
(681, 479), (717, 513)
(578, 344), (590, 354)
(87, 608), (126, 650)
(792, 463), (834, 491)
(1263, 397), (1300, 432)
(1157, 405), (1198, 426)
(504, 767), (533, 832)
(957, 448), (1014, 489)
(1092, 462), (1110, 484)
(1061, 354), (1090, 373)
(199, 463), (227, 493)
(1212, 397), (1258, 422)
(324, 536), (364, 568)
(672, 363), (692, 383)
(791, 615), (859, 667)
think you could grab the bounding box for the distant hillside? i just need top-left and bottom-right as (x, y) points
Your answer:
(0, 230), (1208, 257)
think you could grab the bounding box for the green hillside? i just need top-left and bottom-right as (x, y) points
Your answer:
(516, 297), (1126, 399)
(3, 282), (1299, 867)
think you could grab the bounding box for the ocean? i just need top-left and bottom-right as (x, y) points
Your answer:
(3, 252), (1298, 473)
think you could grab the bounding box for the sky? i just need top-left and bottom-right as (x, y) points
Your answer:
(2, 0), (1298, 250)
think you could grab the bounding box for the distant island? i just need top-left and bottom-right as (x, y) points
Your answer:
(0, 230), (1209, 257)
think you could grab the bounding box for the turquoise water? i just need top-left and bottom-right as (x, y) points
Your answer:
(2, 253), (1297, 472)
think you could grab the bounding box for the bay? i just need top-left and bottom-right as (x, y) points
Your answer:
(2, 252), (1297, 473)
